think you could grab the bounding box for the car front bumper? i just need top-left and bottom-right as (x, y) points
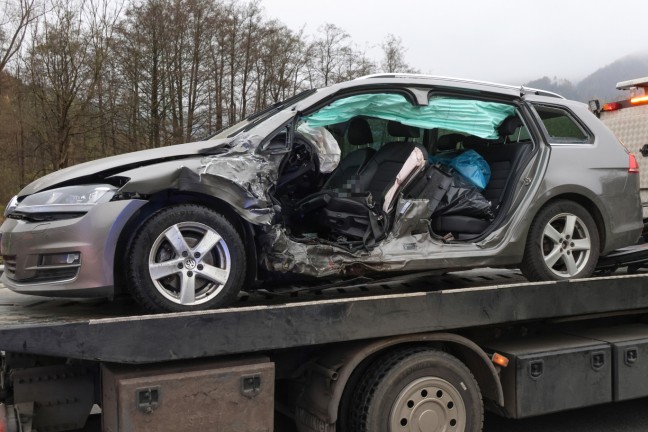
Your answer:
(0, 199), (146, 298)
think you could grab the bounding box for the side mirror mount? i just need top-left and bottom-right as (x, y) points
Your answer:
(258, 137), (291, 154)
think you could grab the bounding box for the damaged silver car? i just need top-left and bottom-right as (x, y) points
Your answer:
(0, 75), (643, 312)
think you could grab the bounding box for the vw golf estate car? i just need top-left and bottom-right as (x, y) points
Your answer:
(1, 74), (643, 312)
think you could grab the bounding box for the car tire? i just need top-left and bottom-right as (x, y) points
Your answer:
(521, 200), (599, 281)
(127, 204), (246, 312)
(344, 347), (483, 432)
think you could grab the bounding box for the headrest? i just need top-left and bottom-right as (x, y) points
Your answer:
(462, 135), (489, 151)
(498, 116), (523, 137)
(436, 133), (465, 152)
(387, 121), (421, 139)
(346, 117), (373, 146)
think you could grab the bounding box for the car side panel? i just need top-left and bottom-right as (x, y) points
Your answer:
(526, 102), (642, 254)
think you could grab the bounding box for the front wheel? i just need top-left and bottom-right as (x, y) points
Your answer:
(127, 204), (247, 312)
(521, 200), (599, 281)
(344, 347), (483, 432)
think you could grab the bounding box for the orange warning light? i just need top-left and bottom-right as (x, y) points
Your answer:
(492, 352), (510, 368)
(630, 95), (648, 105)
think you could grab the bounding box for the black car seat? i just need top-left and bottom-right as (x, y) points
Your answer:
(323, 117), (376, 189)
(498, 115), (523, 144)
(302, 121), (427, 242)
(477, 116), (529, 206)
(434, 133), (465, 154)
(431, 115), (530, 238)
(319, 122), (427, 239)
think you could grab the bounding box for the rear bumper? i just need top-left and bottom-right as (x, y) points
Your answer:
(0, 199), (146, 298)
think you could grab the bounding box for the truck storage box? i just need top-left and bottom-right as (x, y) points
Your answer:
(569, 323), (648, 401)
(102, 356), (274, 432)
(485, 335), (612, 418)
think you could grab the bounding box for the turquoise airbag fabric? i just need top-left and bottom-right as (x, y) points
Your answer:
(305, 94), (515, 139)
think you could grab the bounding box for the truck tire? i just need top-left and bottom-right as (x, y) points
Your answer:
(127, 204), (246, 312)
(345, 347), (483, 432)
(521, 200), (599, 281)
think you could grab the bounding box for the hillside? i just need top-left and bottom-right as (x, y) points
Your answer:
(526, 54), (648, 102)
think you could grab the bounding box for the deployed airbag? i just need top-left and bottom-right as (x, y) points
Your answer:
(305, 94), (515, 139)
(296, 123), (341, 173)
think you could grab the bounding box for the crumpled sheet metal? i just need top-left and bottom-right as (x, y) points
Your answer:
(166, 135), (280, 225)
(259, 199), (464, 278)
(260, 226), (382, 277)
(199, 135), (276, 199)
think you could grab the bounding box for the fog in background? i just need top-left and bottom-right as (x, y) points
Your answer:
(261, 0), (648, 85)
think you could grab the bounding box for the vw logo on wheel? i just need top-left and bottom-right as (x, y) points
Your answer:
(184, 257), (197, 270)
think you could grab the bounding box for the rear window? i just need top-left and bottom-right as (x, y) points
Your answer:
(533, 105), (591, 144)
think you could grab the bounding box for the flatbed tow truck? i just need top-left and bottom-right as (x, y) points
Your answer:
(3, 265), (648, 431)
(4, 76), (648, 432)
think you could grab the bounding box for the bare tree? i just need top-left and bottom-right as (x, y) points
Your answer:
(26, 0), (114, 169)
(309, 23), (350, 87)
(381, 34), (417, 74)
(0, 0), (39, 74)
(0, 0), (426, 210)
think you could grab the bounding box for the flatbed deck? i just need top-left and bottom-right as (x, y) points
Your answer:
(1, 269), (647, 364)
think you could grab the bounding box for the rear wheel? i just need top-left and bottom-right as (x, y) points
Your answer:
(521, 200), (599, 281)
(345, 347), (483, 432)
(127, 204), (246, 312)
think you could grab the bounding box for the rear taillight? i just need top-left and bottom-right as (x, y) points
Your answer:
(629, 153), (640, 173)
(603, 102), (622, 111)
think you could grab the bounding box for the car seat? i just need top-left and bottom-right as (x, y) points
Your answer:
(301, 121), (427, 243)
(323, 117), (376, 189)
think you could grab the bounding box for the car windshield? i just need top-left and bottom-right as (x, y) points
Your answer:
(207, 89), (318, 140)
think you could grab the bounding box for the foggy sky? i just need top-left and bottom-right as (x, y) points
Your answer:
(260, 0), (648, 86)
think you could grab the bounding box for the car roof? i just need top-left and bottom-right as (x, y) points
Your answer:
(324, 73), (566, 100)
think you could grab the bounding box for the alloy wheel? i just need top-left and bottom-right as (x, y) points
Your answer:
(148, 221), (231, 306)
(541, 212), (592, 278)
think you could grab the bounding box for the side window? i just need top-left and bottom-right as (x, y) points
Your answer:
(533, 105), (591, 143)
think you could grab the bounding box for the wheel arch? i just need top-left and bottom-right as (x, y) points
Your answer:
(296, 333), (503, 429)
(113, 190), (258, 294)
(533, 192), (606, 253)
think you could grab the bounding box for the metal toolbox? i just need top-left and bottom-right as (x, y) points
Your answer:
(570, 323), (648, 402)
(485, 334), (612, 418)
(102, 356), (274, 432)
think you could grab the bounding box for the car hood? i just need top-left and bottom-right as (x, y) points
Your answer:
(18, 139), (229, 197)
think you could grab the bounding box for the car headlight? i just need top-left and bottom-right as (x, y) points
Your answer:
(4, 195), (18, 217)
(10, 184), (118, 215)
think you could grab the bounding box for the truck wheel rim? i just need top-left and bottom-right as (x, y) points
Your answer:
(541, 212), (591, 278)
(390, 377), (466, 432)
(148, 222), (231, 306)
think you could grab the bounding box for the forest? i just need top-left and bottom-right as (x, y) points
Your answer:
(0, 0), (415, 207)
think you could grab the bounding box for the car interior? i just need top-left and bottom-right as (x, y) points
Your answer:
(271, 92), (534, 251)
